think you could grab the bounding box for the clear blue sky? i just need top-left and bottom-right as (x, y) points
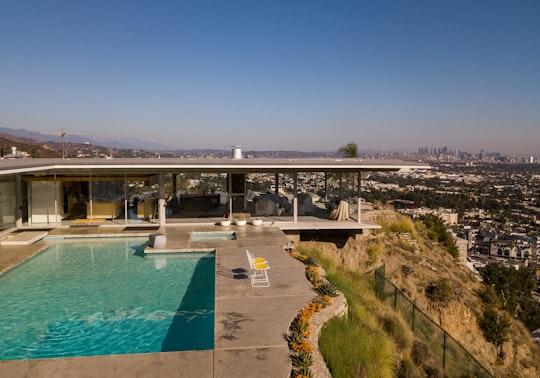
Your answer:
(1, 1), (539, 154)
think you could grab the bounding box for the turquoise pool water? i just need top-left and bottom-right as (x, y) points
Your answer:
(0, 237), (215, 360)
(191, 231), (236, 241)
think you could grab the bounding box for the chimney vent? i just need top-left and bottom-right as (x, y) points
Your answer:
(231, 145), (243, 159)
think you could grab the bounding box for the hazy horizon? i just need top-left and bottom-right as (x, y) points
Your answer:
(1, 1), (539, 155)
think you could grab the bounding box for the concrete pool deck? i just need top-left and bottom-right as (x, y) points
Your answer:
(0, 225), (316, 377)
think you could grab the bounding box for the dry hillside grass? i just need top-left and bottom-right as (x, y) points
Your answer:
(298, 210), (540, 378)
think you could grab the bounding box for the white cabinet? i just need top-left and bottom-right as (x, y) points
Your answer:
(29, 181), (63, 224)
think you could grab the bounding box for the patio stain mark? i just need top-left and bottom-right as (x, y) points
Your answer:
(220, 312), (254, 341)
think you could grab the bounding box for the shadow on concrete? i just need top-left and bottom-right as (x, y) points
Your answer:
(123, 226), (160, 232)
(216, 267), (249, 280)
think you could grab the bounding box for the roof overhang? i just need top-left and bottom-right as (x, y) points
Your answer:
(0, 158), (430, 177)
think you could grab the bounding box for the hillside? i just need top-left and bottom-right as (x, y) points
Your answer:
(0, 132), (150, 159)
(0, 133), (61, 158)
(298, 210), (540, 377)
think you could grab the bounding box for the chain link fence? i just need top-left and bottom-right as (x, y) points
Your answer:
(374, 265), (493, 377)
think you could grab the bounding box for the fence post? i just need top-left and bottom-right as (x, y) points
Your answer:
(443, 332), (447, 369)
(372, 268), (493, 377)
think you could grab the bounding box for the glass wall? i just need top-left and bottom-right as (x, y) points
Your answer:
(27, 176), (160, 225)
(13, 169), (359, 227)
(89, 180), (126, 221)
(127, 177), (158, 222)
(167, 173), (227, 219)
(0, 177), (16, 230)
(28, 180), (63, 224)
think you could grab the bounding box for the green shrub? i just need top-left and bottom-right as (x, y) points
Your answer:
(423, 363), (443, 377)
(320, 314), (395, 378)
(312, 296), (329, 308)
(396, 357), (422, 378)
(286, 330), (304, 346)
(291, 367), (312, 378)
(477, 286), (498, 306)
(411, 340), (430, 366)
(305, 268), (318, 282)
(397, 239), (416, 252)
(367, 237), (384, 261)
(290, 317), (309, 335)
(316, 281), (339, 297)
(291, 351), (313, 368)
(478, 307), (510, 359)
(379, 312), (413, 351)
(418, 214), (459, 258)
(389, 219), (414, 234)
(305, 255), (318, 266)
(425, 278), (453, 304)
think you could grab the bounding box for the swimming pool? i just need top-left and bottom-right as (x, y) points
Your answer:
(0, 237), (215, 360)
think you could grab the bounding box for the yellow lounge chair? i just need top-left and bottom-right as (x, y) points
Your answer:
(246, 250), (270, 287)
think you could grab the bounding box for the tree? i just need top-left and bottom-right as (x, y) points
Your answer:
(479, 307), (510, 359)
(481, 262), (537, 328)
(337, 142), (358, 158)
(418, 214), (459, 258)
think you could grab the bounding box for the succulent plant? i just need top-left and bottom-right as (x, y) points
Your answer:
(286, 330), (304, 346)
(305, 255), (318, 266)
(316, 281), (339, 297)
(292, 366), (313, 377)
(291, 351), (313, 368)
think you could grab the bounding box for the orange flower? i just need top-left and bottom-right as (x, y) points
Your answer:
(291, 340), (312, 353)
(323, 295), (332, 305)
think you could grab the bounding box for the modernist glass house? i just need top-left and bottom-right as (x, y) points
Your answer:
(0, 156), (429, 231)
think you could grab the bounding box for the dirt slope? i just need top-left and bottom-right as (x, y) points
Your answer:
(298, 211), (540, 377)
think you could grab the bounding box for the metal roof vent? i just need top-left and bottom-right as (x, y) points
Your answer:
(232, 145), (243, 159)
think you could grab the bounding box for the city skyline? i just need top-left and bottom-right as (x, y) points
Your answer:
(1, 1), (539, 154)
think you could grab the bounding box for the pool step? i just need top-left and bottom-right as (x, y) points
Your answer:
(0, 231), (48, 246)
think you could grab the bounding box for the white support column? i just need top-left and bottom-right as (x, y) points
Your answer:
(293, 172), (298, 223)
(357, 172), (362, 224)
(27, 181), (32, 227)
(54, 173), (58, 224)
(89, 174), (93, 220)
(124, 174), (128, 225)
(158, 173), (166, 226)
(15, 174), (22, 228)
(324, 172), (328, 206)
(228, 173), (233, 218)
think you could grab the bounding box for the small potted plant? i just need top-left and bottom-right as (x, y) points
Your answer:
(234, 213), (247, 226)
(251, 218), (263, 226)
(219, 213), (231, 226)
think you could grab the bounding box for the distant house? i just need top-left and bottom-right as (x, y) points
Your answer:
(2, 146), (29, 159)
(389, 199), (416, 210)
(489, 237), (535, 261)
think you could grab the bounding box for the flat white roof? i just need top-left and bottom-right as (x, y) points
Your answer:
(0, 157), (430, 176)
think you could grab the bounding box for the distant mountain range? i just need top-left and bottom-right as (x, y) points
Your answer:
(0, 127), (401, 159)
(0, 127), (175, 151)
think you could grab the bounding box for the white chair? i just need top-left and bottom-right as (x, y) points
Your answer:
(245, 250), (270, 287)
